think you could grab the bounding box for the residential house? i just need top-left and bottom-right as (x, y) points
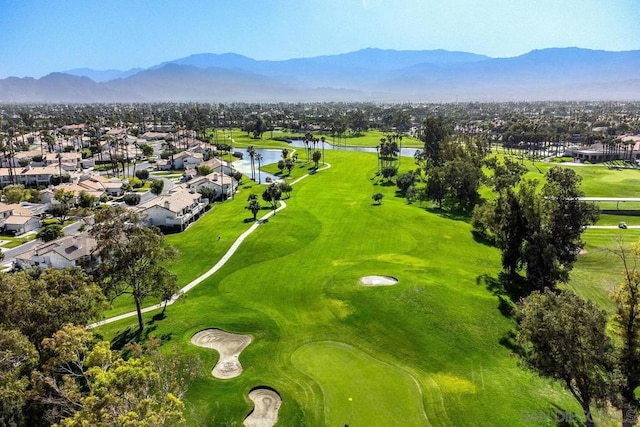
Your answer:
(173, 151), (204, 170)
(77, 174), (125, 196)
(40, 183), (104, 206)
(0, 203), (41, 235)
(186, 172), (238, 200)
(14, 233), (97, 270)
(134, 186), (207, 231)
(0, 165), (61, 188)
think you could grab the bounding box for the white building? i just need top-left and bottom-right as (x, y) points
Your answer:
(15, 233), (97, 270)
(134, 186), (207, 231)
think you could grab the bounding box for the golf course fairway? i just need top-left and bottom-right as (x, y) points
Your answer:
(292, 341), (428, 426)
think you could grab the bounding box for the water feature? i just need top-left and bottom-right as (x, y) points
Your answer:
(232, 149), (283, 184)
(286, 139), (420, 158)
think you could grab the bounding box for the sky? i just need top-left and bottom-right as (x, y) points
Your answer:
(0, 0), (638, 78)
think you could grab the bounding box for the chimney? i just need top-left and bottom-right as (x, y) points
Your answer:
(164, 201), (170, 210)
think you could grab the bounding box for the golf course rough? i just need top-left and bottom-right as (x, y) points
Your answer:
(190, 329), (252, 379)
(360, 275), (398, 286)
(243, 387), (282, 427)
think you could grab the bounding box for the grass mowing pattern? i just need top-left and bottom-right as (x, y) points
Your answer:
(95, 150), (640, 426)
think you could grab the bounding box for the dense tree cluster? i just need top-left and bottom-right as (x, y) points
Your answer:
(473, 165), (599, 290)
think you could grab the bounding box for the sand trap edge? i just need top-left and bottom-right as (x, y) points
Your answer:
(360, 275), (399, 286)
(243, 386), (282, 427)
(190, 328), (252, 379)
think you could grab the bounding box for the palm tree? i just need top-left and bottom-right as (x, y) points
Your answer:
(247, 145), (256, 180)
(255, 153), (263, 184)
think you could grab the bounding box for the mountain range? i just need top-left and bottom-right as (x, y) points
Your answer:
(1, 48), (639, 103)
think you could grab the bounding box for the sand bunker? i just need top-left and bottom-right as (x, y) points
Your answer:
(190, 329), (252, 379)
(360, 275), (398, 286)
(243, 387), (282, 427)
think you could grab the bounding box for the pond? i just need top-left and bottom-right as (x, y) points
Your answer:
(232, 148), (283, 184)
(286, 139), (420, 158)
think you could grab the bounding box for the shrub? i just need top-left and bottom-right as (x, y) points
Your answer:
(135, 169), (150, 181)
(129, 177), (143, 188)
(123, 193), (141, 206)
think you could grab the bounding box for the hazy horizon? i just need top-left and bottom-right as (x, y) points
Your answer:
(1, 0), (638, 79)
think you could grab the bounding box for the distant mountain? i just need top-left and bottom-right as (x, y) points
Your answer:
(1, 48), (639, 102)
(63, 67), (144, 82)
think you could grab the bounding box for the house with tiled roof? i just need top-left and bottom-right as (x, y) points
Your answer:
(0, 202), (41, 235)
(133, 185), (207, 231)
(186, 172), (237, 200)
(14, 233), (97, 270)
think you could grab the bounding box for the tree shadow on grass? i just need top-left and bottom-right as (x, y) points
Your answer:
(110, 316), (173, 352)
(471, 230), (496, 247)
(477, 272), (530, 313)
(424, 206), (472, 223)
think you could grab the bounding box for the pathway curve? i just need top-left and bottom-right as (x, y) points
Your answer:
(87, 162), (331, 329)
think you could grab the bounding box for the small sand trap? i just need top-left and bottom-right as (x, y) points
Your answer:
(243, 387), (282, 427)
(190, 329), (252, 379)
(360, 275), (398, 286)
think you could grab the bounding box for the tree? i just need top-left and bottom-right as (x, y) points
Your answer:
(372, 192), (384, 205)
(232, 171), (243, 184)
(196, 165), (213, 176)
(423, 166), (447, 209)
(141, 144), (154, 157)
(37, 223), (64, 242)
(246, 145), (256, 180)
(135, 169), (150, 181)
(0, 269), (106, 348)
(381, 166), (398, 182)
(610, 241), (640, 426)
(539, 167), (599, 278)
(261, 184), (282, 213)
(473, 166), (598, 291)
(52, 188), (75, 224)
(277, 159), (286, 175)
(3, 184), (26, 204)
(484, 156), (527, 193)
(198, 187), (216, 203)
(285, 157), (295, 175)
(33, 325), (191, 427)
(150, 179), (164, 195)
(278, 181), (292, 198)
(312, 150), (322, 169)
(417, 116), (450, 167)
(517, 290), (613, 427)
(443, 158), (482, 211)
(78, 190), (96, 208)
(123, 193), (141, 206)
(255, 153), (263, 184)
(246, 194), (261, 221)
(396, 170), (417, 194)
(91, 207), (178, 331)
(0, 327), (38, 427)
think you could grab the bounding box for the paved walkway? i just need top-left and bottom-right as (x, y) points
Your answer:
(87, 162), (331, 329)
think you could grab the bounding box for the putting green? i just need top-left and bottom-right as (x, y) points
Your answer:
(292, 341), (429, 426)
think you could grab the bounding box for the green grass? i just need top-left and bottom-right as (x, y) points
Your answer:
(323, 130), (423, 148)
(0, 234), (36, 248)
(291, 341), (427, 426)
(95, 151), (595, 426)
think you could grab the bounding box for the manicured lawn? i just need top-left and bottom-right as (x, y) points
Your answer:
(291, 341), (427, 426)
(0, 234), (36, 248)
(96, 150), (589, 426)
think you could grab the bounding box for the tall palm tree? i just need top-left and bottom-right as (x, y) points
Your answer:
(247, 145), (256, 180)
(255, 153), (263, 184)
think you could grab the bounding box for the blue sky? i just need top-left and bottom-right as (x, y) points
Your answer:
(0, 0), (638, 78)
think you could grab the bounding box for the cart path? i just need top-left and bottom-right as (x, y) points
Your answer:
(87, 162), (331, 329)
